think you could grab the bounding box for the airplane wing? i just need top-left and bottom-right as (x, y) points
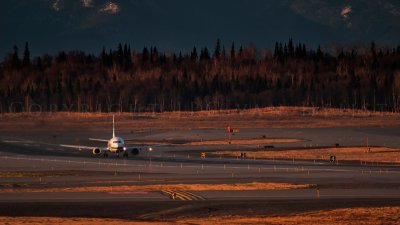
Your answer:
(60, 144), (106, 151)
(124, 144), (167, 154)
(60, 144), (108, 155)
(89, 138), (109, 142)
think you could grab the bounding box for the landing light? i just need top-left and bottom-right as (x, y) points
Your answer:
(149, 147), (153, 151)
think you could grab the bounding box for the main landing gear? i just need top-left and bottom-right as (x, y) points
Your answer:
(115, 151), (128, 158)
(101, 151), (128, 158)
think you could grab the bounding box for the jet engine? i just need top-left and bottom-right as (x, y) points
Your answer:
(92, 148), (102, 155)
(131, 148), (139, 155)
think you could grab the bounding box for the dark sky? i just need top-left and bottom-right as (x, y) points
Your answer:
(1, 0), (400, 58)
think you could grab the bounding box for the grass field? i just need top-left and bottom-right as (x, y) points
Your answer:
(1, 107), (400, 132)
(182, 138), (304, 146)
(182, 206), (400, 225)
(0, 182), (312, 193)
(125, 138), (304, 146)
(1, 206), (399, 224)
(210, 146), (400, 164)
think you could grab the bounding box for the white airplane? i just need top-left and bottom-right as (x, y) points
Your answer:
(61, 115), (153, 158)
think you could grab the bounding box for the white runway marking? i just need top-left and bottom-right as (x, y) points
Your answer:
(2, 140), (21, 143)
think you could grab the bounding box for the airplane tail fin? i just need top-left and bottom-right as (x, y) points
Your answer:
(112, 115), (115, 138)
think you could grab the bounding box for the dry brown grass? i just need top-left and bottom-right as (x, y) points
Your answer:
(0, 217), (162, 225)
(0, 106), (397, 119)
(212, 147), (400, 164)
(126, 138), (304, 146)
(184, 138), (304, 146)
(1, 107), (400, 132)
(181, 206), (400, 225)
(0, 182), (312, 193)
(1, 206), (399, 224)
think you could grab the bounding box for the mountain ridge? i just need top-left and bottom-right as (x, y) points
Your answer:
(1, 0), (399, 57)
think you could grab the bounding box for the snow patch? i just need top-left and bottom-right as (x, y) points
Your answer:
(82, 0), (94, 8)
(99, 2), (120, 14)
(341, 5), (352, 20)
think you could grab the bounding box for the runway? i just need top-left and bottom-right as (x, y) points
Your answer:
(1, 188), (400, 203)
(1, 126), (400, 219)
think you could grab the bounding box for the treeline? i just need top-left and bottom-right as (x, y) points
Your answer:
(1, 39), (400, 113)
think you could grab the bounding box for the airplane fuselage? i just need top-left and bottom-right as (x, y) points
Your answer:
(107, 136), (125, 153)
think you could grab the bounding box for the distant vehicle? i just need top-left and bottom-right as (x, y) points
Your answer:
(61, 115), (154, 158)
